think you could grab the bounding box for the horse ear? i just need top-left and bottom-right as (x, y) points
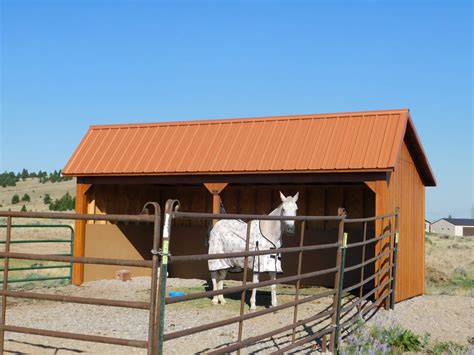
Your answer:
(293, 192), (299, 202)
(279, 191), (286, 201)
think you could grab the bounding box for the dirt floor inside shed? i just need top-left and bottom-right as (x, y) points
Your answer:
(2, 276), (473, 354)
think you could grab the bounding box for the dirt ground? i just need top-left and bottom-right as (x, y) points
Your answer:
(2, 277), (473, 354)
(368, 295), (473, 345)
(3, 277), (339, 354)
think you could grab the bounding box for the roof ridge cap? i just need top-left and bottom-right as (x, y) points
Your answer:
(88, 108), (410, 130)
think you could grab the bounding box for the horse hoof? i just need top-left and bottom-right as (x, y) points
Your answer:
(219, 299), (227, 305)
(249, 306), (256, 311)
(211, 299), (219, 305)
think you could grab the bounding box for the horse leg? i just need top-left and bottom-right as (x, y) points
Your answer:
(250, 273), (259, 310)
(217, 269), (227, 304)
(270, 271), (277, 307)
(211, 271), (219, 305)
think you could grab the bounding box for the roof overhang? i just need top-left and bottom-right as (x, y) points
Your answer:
(403, 113), (436, 186)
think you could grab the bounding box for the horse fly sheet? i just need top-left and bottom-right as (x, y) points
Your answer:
(208, 219), (283, 273)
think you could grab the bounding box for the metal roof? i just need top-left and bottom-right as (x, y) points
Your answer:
(440, 218), (474, 226)
(63, 109), (436, 186)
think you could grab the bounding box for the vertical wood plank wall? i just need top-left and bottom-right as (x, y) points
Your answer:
(387, 142), (425, 301)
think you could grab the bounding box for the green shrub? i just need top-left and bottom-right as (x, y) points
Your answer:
(49, 192), (75, 211)
(21, 193), (30, 202)
(43, 193), (52, 204)
(428, 340), (468, 355)
(11, 194), (20, 204)
(341, 321), (427, 354)
(20, 204), (27, 212)
(385, 327), (423, 352)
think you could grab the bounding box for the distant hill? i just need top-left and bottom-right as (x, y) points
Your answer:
(0, 177), (76, 212)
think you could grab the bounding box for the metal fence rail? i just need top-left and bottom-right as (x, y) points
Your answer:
(0, 201), (400, 354)
(0, 224), (74, 284)
(0, 202), (161, 354)
(156, 199), (400, 354)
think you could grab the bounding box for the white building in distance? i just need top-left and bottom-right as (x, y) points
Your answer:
(425, 219), (432, 232)
(431, 218), (474, 236)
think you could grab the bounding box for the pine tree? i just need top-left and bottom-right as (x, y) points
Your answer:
(43, 194), (52, 204)
(11, 194), (20, 204)
(21, 168), (29, 181)
(20, 204), (27, 212)
(21, 193), (30, 202)
(49, 192), (75, 211)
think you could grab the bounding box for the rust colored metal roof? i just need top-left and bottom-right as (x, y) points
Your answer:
(63, 109), (436, 186)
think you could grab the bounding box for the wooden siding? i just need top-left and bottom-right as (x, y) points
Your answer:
(379, 142), (425, 301)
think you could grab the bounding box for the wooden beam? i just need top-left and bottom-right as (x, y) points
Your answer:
(79, 172), (388, 186)
(204, 183), (228, 225)
(364, 181), (376, 193)
(72, 182), (91, 285)
(203, 183), (228, 195)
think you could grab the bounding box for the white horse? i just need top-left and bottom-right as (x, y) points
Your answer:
(208, 192), (299, 310)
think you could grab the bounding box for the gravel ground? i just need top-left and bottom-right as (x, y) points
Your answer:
(3, 277), (473, 354)
(368, 295), (474, 346)
(3, 277), (338, 354)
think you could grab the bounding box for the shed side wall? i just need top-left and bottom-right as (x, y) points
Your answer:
(388, 142), (425, 301)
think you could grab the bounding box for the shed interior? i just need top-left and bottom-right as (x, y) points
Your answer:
(83, 183), (379, 295)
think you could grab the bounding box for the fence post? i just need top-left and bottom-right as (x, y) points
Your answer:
(155, 199), (179, 355)
(0, 216), (12, 352)
(329, 208), (347, 353)
(142, 202), (161, 355)
(390, 208), (400, 310)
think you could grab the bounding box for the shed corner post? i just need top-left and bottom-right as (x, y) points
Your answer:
(203, 183), (228, 224)
(72, 181), (92, 285)
(364, 180), (390, 302)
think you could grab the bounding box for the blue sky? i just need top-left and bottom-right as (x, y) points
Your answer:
(1, 1), (472, 219)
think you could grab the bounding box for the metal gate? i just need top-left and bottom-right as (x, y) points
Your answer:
(0, 201), (399, 353)
(155, 199), (400, 354)
(0, 224), (74, 285)
(0, 202), (162, 353)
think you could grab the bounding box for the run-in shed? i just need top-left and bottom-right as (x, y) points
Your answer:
(63, 108), (435, 302)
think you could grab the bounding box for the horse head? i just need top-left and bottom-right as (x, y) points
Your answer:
(279, 191), (299, 234)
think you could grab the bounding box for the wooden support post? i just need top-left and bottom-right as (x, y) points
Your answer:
(203, 183), (228, 225)
(364, 180), (390, 303)
(72, 182), (91, 285)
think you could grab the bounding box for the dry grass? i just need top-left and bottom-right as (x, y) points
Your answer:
(1, 178), (76, 287)
(425, 232), (474, 296)
(0, 177), (75, 213)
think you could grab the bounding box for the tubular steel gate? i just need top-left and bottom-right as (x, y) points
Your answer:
(0, 224), (74, 285)
(0, 202), (162, 353)
(156, 200), (400, 354)
(0, 201), (399, 354)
